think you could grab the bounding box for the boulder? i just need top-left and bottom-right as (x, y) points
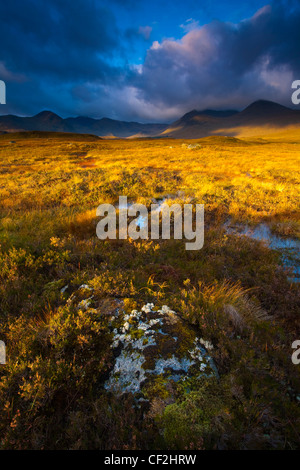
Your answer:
(68, 286), (218, 410)
(104, 302), (217, 406)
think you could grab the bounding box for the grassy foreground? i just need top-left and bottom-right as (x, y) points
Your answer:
(0, 132), (299, 449)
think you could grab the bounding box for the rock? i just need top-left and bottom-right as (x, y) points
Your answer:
(104, 303), (217, 407)
(181, 143), (201, 150)
(63, 287), (218, 411)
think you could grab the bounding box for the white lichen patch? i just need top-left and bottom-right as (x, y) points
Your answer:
(199, 337), (214, 351)
(154, 355), (195, 376)
(104, 303), (217, 398)
(141, 303), (155, 313)
(104, 351), (148, 394)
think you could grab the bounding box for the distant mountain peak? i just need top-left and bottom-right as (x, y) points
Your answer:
(178, 110), (200, 122)
(34, 110), (62, 120)
(242, 100), (289, 113)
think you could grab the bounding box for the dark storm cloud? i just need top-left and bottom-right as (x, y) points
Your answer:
(0, 0), (136, 116)
(0, 0), (120, 81)
(130, 0), (300, 118)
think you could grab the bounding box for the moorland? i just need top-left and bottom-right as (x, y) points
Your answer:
(0, 129), (299, 449)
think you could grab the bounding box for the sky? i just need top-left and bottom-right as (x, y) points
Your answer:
(0, 0), (300, 122)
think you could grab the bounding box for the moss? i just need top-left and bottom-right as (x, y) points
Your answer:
(141, 351), (156, 371)
(143, 374), (172, 401)
(154, 314), (197, 360)
(141, 334), (176, 371)
(161, 377), (232, 450)
(129, 328), (145, 340)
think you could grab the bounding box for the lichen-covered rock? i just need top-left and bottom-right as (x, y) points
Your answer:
(65, 287), (217, 409)
(104, 303), (218, 405)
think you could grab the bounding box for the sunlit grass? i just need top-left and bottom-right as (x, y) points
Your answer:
(0, 134), (298, 237)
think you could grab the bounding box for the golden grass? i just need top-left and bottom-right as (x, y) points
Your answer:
(0, 132), (299, 240)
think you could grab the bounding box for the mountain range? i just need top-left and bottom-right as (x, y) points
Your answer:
(1, 100), (300, 139)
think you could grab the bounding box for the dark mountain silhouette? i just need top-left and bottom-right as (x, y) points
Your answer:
(0, 111), (166, 138)
(161, 100), (300, 138)
(233, 100), (300, 125)
(0, 100), (300, 138)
